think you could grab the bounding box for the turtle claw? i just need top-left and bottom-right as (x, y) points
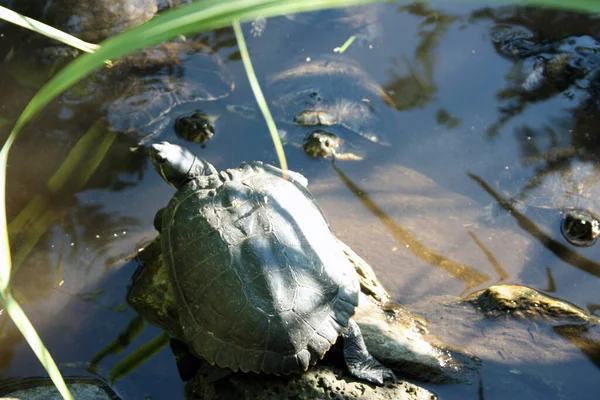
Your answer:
(346, 359), (397, 386)
(343, 319), (396, 386)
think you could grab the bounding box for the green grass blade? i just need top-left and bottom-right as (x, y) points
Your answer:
(89, 315), (146, 374)
(0, 5), (99, 53)
(0, 291), (73, 399)
(334, 35), (356, 53)
(0, 149), (12, 292)
(232, 19), (287, 170)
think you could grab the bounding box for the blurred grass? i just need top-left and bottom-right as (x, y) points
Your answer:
(0, 5), (99, 53)
(1, 0), (600, 399)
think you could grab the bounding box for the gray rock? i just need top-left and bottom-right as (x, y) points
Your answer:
(186, 364), (436, 400)
(340, 241), (480, 384)
(0, 377), (120, 400)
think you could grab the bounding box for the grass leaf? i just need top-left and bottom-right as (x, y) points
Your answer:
(0, 5), (99, 53)
(232, 19), (288, 170)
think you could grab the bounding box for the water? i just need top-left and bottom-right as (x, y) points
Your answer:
(1, 2), (600, 399)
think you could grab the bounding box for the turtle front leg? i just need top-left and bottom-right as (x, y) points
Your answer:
(342, 319), (397, 386)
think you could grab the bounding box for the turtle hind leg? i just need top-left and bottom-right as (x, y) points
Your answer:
(342, 319), (397, 386)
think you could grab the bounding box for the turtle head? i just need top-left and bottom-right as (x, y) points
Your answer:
(150, 141), (217, 189)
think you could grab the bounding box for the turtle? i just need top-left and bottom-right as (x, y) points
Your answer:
(228, 55), (394, 160)
(301, 129), (353, 160)
(267, 56), (395, 146)
(498, 160), (600, 247)
(174, 110), (216, 146)
(227, 103), (364, 161)
(61, 39), (234, 145)
(105, 40), (233, 144)
(42, 0), (235, 143)
(149, 141), (396, 385)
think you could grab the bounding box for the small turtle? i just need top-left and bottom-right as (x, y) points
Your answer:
(302, 130), (344, 159)
(149, 141), (395, 385)
(504, 161), (600, 247)
(492, 29), (599, 93)
(107, 41), (233, 143)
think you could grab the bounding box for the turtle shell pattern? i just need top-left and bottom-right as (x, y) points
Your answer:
(159, 161), (359, 374)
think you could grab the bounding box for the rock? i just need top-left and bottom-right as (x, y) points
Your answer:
(127, 237), (183, 339)
(465, 285), (600, 323)
(340, 241), (480, 384)
(186, 364), (436, 400)
(413, 284), (600, 368)
(0, 377), (120, 400)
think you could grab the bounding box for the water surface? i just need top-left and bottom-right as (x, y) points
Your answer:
(1, 2), (599, 399)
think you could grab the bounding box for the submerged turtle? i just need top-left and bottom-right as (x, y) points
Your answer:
(504, 160), (600, 247)
(226, 105), (364, 161)
(229, 56), (394, 160)
(149, 141), (395, 385)
(267, 56), (394, 145)
(301, 129), (359, 160)
(63, 40), (234, 145)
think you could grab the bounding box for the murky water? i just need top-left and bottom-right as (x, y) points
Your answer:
(1, 2), (600, 399)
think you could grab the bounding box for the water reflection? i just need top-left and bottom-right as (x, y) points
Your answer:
(469, 173), (600, 278)
(383, 3), (459, 112)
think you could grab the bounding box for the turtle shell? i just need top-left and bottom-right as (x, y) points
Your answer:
(159, 161), (359, 374)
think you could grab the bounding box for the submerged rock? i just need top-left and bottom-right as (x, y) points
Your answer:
(0, 377), (120, 400)
(466, 284), (599, 323)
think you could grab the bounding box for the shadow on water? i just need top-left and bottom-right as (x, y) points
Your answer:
(553, 324), (600, 371)
(467, 230), (509, 284)
(331, 161), (491, 292)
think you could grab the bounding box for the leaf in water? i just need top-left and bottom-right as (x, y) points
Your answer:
(89, 315), (146, 374)
(107, 331), (170, 384)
